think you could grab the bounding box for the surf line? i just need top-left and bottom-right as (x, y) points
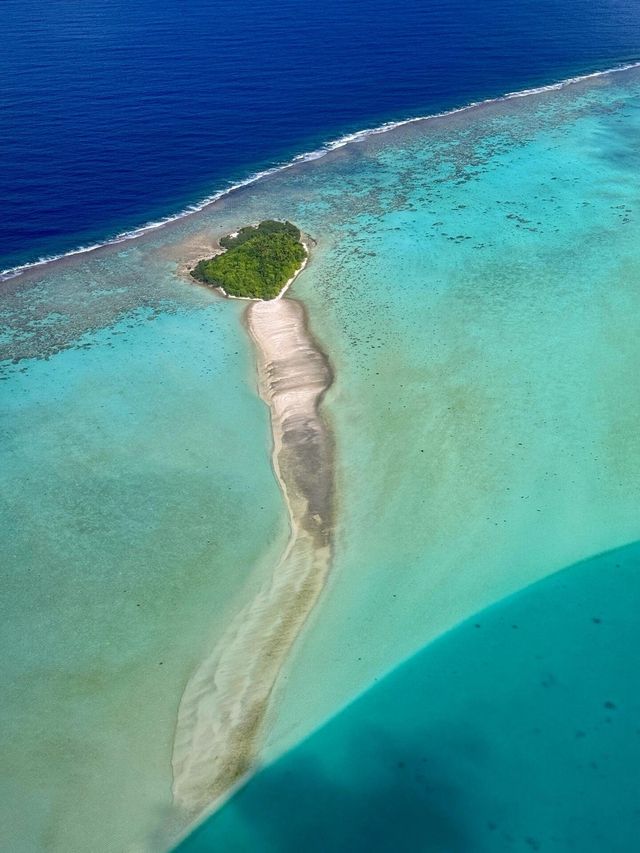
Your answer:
(4, 60), (640, 283)
(171, 291), (334, 817)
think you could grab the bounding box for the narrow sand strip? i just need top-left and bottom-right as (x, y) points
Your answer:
(171, 296), (333, 818)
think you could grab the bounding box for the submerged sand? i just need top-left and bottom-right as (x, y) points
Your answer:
(171, 296), (333, 817)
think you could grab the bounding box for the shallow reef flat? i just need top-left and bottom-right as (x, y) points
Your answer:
(0, 303), (288, 852)
(258, 64), (640, 763)
(176, 540), (640, 852)
(2, 65), (640, 851)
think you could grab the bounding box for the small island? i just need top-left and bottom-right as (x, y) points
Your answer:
(191, 220), (307, 300)
(175, 219), (333, 815)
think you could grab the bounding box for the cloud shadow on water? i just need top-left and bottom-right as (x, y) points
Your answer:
(176, 539), (640, 852)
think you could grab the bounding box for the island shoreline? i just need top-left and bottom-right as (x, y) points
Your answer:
(4, 61), (639, 286)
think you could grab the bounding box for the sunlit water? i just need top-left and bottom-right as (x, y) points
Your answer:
(2, 0), (639, 272)
(178, 540), (640, 852)
(2, 66), (640, 850)
(1, 295), (288, 850)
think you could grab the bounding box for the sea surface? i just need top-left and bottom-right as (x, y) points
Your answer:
(178, 541), (640, 852)
(2, 3), (640, 852)
(2, 0), (640, 273)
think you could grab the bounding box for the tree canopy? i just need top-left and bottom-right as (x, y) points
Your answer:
(192, 221), (306, 299)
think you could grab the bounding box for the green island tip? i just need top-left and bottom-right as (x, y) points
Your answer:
(191, 220), (307, 300)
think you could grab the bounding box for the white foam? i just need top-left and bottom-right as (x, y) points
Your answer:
(3, 60), (639, 283)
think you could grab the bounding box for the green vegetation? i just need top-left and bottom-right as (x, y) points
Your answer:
(191, 220), (306, 299)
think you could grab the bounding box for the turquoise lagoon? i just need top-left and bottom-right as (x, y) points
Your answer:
(1, 289), (288, 850)
(2, 65), (640, 850)
(178, 540), (640, 852)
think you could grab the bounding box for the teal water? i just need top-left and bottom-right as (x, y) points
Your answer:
(1, 294), (288, 850)
(263, 66), (640, 759)
(2, 66), (640, 850)
(177, 540), (640, 852)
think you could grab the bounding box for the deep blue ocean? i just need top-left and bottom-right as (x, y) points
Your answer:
(2, 0), (640, 273)
(3, 3), (640, 851)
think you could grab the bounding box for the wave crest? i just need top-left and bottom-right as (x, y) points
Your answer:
(3, 60), (639, 283)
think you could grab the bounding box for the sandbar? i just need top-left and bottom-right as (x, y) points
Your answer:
(171, 295), (334, 818)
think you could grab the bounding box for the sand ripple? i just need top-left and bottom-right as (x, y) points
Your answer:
(171, 296), (333, 817)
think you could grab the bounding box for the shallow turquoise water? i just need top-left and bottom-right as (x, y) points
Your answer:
(262, 66), (640, 758)
(2, 66), (640, 850)
(1, 300), (287, 850)
(178, 540), (640, 852)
